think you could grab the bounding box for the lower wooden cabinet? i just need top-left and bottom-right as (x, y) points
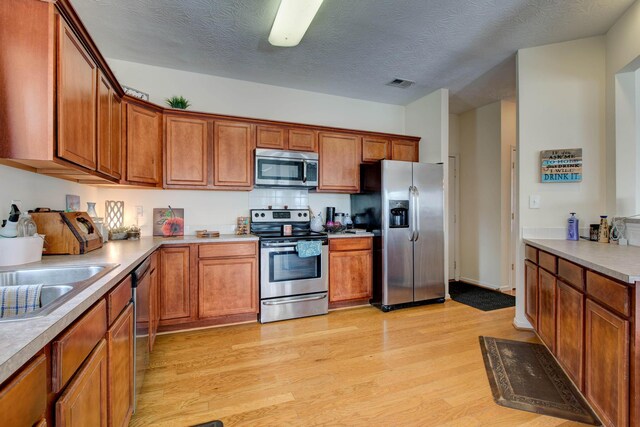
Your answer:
(56, 339), (108, 427)
(537, 268), (556, 351)
(159, 246), (192, 323)
(149, 252), (159, 351)
(585, 299), (629, 427)
(198, 257), (258, 318)
(524, 260), (538, 327)
(556, 280), (584, 388)
(107, 305), (134, 427)
(329, 238), (373, 304)
(0, 354), (47, 427)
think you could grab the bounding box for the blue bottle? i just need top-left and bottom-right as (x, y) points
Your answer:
(567, 212), (579, 241)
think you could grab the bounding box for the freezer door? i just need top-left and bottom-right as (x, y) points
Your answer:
(382, 160), (414, 305)
(412, 163), (445, 301)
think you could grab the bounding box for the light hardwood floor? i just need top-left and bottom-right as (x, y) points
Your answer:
(131, 301), (585, 427)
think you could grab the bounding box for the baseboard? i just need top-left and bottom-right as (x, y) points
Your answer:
(459, 276), (502, 291)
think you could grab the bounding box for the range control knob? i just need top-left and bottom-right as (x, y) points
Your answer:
(254, 213), (259, 218)
(303, 213), (308, 217)
(260, 213), (266, 217)
(298, 213), (302, 217)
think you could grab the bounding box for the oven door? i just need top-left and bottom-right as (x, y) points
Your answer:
(260, 242), (328, 299)
(255, 156), (318, 187)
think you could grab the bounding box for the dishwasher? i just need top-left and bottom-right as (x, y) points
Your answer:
(131, 257), (151, 413)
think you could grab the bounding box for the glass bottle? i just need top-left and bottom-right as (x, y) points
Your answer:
(598, 215), (609, 243)
(86, 202), (98, 219)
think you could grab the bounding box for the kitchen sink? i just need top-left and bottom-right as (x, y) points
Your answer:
(0, 265), (118, 322)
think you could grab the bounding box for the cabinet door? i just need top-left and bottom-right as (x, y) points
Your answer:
(391, 139), (418, 162)
(213, 121), (254, 188)
(56, 339), (108, 427)
(126, 103), (162, 185)
(57, 16), (97, 170)
(165, 116), (210, 187)
(0, 354), (47, 427)
(524, 260), (538, 327)
(556, 280), (584, 388)
(97, 72), (113, 177)
(256, 125), (286, 150)
(149, 263), (159, 351)
(318, 132), (361, 193)
(198, 257), (257, 318)
(329, 249), (373, 303)
(110, 94), (122, 180)
(107, 304), (133, 427)
(362, 137), (390, 163)
(288, 128), (317, 152)
(159, 246), (191, 322)
(585, 299), (629, 427)
(538, 268), (556, 351)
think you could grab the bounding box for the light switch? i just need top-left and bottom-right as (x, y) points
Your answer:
(529, 195), (541, 209)
(136, 206), (144, 217)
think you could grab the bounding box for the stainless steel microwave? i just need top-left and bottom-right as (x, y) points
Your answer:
(254, 149), (319, 188)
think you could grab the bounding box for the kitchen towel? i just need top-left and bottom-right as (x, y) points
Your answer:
(0, 284), (43, 319)
(296, 240), (322, 258)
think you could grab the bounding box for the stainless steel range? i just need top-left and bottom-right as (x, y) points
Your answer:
(251, 209), (328, 323)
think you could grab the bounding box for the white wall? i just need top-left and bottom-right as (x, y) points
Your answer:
(515, 36), (606, 327)
(449, 114), (460, 156)
(500, 101), (516, 288)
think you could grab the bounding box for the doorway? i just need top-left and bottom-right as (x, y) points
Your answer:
(509, 146), (517, 291)
(448, 155), (459, 281)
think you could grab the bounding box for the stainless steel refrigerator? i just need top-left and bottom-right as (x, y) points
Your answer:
(351, 160), (445, 311)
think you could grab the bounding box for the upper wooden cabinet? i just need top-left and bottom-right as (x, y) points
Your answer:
(213, 121), (254, 189)
(288, 128), (317, 152)
(391, 139), (419, 162)
(362, 137), (390, 163)
(57, 15), (98, 170)
(126, 101), (162, 186)
(256, 125), (286, 150)
(97, 72), (122, 180)
(318, 132), (361, 193)
(164, 115), (211, 188)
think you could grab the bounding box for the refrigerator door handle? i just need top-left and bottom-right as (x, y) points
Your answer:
(414, 186), (420, 241)
(408, 186), (415, 241)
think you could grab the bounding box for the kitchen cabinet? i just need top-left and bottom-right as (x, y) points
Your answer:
(159, 246), (192, 323)
(585, 299), (629, 427)
(56, 339), (108, 427)
(524, 260), (538, 327)
(107, 304), (134, 427)
(97, 72), (122, 180)
(126, 101), (162, 186)
(57, 15), (98, 170)
(164, 115), (211, 188)
(0, 354), (47, 427)
(329, 238), (373, 304)
(149, 252), (159, 351)
(362, 137), (390, 163)
(318, 132), (361, 193)
(213, 121), (254, 188)
(256, 125), (287, 150)
(537, 268), (556, 351)
(556, 280), (584, 388)
(391, 139), (418, 162)
(288, 128), (317, 152)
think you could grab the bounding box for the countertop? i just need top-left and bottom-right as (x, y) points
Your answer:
(524, 238), (640, 284)
(326, 232), (375, 238)
(0, 234), (258, 384)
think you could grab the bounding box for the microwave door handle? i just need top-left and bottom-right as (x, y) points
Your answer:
(302, 160), (307, 183)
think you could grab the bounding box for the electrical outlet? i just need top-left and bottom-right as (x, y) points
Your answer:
(529, 195), (541, 209)
(136, 206), (144, 217)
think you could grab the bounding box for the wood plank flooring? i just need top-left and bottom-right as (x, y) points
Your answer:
(131, 301), (586, 426)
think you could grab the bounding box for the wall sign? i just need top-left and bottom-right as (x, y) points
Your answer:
(122, 85), (149, 101)
(540, 148), (582, 183)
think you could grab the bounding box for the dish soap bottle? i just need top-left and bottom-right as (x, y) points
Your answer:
(567, 212), (579, 241)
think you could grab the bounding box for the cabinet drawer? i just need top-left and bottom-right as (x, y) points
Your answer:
(525, 245), (538, 263)
(586, 271), (630, 317)
(107, 275), (132, 326)
(557, 258), (584, 291)
(0, 354), (47, 427)
(52, 299), (107, 393)
(329, 237), (372, 252)
(199, 242), (257, 259)
(538, 251), (557, 274)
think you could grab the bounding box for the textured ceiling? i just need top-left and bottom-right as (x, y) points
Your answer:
(71, 0), (634, 114)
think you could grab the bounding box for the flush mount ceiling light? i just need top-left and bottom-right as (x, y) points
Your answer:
(268, 0), (324, 47)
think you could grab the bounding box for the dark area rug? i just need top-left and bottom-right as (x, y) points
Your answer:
(449, 281), (515, 311)
(479, 336), (600, 425)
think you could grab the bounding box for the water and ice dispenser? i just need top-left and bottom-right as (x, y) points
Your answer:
(389, 200), (409, 228)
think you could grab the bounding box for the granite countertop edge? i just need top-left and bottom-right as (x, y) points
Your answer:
(523, 238), (640, 284)
(0, 234), (258, 384)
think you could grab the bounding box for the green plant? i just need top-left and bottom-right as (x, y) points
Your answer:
(128, 225), (141, 233)
(110, 226), (128, 234)
(165, 95), (191, 109)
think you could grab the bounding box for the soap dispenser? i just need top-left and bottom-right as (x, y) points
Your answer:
(567, 212), (579, 241)
(0, 204), (21, 238)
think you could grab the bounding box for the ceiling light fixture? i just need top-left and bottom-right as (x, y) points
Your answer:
(268, 0), (324, 47)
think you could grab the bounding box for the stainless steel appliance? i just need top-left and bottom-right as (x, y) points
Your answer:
(351, 160), (445, 311)
(131, 257), (150, 412)
(254, 149), (318, 188)
(251, 209), (328, 323)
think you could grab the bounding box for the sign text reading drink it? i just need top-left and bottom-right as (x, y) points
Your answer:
(540, 148), (582, 183)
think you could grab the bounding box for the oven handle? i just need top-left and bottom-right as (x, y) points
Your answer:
(262, 241), (327, 248)
(262, 294), (327, 305)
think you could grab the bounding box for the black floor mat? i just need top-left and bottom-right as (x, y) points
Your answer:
(449, 281), (515, 311)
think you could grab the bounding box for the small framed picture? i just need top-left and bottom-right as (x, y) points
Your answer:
(66, 194), (80, 212)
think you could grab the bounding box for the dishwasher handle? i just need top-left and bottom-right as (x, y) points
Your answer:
(131, 257), (151, 287)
